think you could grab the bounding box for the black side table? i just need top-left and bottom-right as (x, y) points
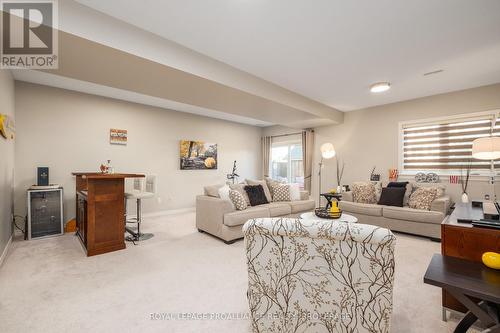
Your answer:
(424, 254), (500, 333)
(320, 193), (342, 210)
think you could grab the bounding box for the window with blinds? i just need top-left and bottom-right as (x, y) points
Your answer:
(401, 113), (499, 172)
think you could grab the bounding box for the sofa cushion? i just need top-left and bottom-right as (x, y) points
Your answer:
(224, 206), (270, 227)
(260, 203), (292, 217)
(204, 184), (225, 197)
(382, 206), (444, 224)
(339, 201), (383, 216)
(289, 200), (315, 213)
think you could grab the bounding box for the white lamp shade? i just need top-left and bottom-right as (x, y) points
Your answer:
(472, 137), (500, 160)
(320, 143), (336, 159)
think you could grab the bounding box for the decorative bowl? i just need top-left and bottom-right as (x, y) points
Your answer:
(314, 208), (342, 219)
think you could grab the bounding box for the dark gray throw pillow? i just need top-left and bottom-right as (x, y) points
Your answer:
(244, 185), (269, 206)
(387, 181), (409, 188)
(378, 187), (406, 207)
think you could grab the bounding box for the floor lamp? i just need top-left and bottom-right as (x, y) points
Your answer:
(318, 143), (336, 207)
(472, 137), (500, 199)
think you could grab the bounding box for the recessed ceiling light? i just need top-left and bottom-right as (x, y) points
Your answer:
(370, 82), (391, 93)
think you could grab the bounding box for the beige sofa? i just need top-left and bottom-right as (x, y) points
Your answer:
(196, 187), (315, 244)
(339, 189), (451, 240)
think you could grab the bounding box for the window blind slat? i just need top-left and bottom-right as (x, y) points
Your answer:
(402, 113), (499, 171)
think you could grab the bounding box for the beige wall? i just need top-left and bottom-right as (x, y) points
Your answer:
(0, 69), (15, 258)
(14, 82), (262, 222)
(264, 83), (500, 204)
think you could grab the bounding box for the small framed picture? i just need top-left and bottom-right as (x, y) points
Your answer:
(110, 129), (127, 145)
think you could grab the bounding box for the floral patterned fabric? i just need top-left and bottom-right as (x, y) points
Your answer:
(352, 182), (377, 204)
(408, 187), (438, 210)
(243, 218), (396, 333)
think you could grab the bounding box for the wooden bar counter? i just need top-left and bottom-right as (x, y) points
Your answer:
(72, 172), (144, 256)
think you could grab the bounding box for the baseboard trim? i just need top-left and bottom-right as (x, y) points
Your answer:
(128, 207), (195, 219)
(0, 234), (13, 268)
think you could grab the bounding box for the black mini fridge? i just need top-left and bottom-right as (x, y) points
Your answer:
(27, 188), (64, 240)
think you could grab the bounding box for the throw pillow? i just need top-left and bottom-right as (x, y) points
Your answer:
(408, 187), (438, 210)
(413, 184), (445, 198)
(272, 184), (292, 202)
(352, 182), (377, 204)
(244, 185), (269, 206)
(218, 185), (235, 209)
(229, 190), (248, 210)
(289, 183), (301, 201)
(378, 187), (406, 207)
(246, 179), (272, 203)
(229, 183), (251, 205)
(265, 177), (285, 197)
(372, 181), (383, 201)
(388, 181), (412, 206)
(387, 181), (409, 188)
(204, 184), (225, 197)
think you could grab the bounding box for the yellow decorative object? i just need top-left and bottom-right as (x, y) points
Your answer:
(330, 189), (336, 194)
(330, 201), (340, 213)
(482, 252), (500, 270)
(0, 114), (7, 139)
(0, 114), (15, 139)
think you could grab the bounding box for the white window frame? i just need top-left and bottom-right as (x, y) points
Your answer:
(398, 109), (500, 176)
(270, 139), (304, 185)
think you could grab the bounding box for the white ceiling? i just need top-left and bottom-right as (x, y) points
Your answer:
(75, 0), (500, 111)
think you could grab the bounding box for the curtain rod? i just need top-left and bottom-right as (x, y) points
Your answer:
(270, 130), (313, 138)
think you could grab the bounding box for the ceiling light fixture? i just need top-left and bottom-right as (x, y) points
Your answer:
(370, 82), (391, 93)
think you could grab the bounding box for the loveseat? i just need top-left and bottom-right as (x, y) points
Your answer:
(196, 184), (315, 244)
(339, 182), (452, 240)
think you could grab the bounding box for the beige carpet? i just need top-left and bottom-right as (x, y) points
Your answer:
(0, 212), (471, 332)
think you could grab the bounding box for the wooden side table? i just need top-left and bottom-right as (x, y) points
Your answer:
(441, 203), (500, 318)
(424, 254), (500, 333)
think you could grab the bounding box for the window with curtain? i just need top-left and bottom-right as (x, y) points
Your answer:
(400, 111), (500, 173)
(270, 139), (304, 187)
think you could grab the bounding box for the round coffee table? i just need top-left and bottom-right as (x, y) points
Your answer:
(300, 211), (358, 223)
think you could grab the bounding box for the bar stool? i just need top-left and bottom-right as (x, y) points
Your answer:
(125, 175), (157, 242)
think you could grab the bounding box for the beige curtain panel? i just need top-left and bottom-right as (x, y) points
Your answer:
(261, 136), (272, 177)
(302, 130), (315, 193)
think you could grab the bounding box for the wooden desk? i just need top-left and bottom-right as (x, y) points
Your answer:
(72, 172), (144, 256)
(424, 254), (500, 332)
(442, 203), (500, 315)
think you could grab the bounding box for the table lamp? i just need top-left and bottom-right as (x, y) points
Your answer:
(472, 137), (500, 199)
(318, 143), (336, 206)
